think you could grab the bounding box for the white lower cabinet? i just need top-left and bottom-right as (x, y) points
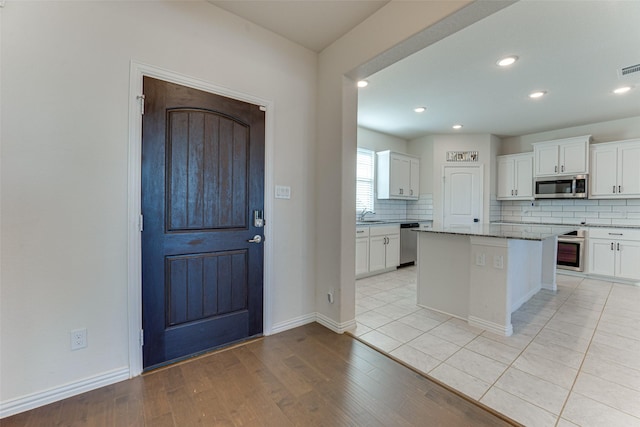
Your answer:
(355, 226), (370, 277)
(356, 224), (400, 278)
(588, 228), (640, 280)
(369, 226), (400, 272)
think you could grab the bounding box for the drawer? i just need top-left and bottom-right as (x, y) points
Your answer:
(589, 228), (640, 241)
(369, 224), (400, 237)
(356, 226), (369, 238)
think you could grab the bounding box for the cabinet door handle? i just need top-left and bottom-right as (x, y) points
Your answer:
(619, 185), (622, 193)
(410, 189), (413, 195)
(555, 166), (558, 173)
(611, 242), (614, 250)
(515, 189), (518, 196)
(608, 232), (623, 236)
(617, 243), (620, 251)
(613, 185), (616, 193)
(561, 165), (565, 172)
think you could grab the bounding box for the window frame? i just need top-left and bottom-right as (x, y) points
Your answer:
(356, 148), (375, 213)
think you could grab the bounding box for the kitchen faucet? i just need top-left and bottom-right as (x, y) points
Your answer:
(359, 209), (373, 221)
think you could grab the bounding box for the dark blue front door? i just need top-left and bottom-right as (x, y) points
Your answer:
(141, 77), (264, 369)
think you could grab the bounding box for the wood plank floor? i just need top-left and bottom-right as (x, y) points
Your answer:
(2, 323), (519, 426)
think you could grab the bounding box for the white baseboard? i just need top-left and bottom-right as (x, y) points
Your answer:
(270, 312), (356, 335)
(2, 313), (356, 418)
(511, 285), (541, 313)
(468, 315), (513, 337)
(269, 313), (317, 335)
(0, 367), (130, 419)
(315, 313), (357, 334)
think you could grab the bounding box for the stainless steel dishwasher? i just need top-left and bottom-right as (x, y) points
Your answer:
(400, 222), (419, 267)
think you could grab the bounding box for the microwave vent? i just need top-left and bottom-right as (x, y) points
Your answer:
(620, 63), (640, 78)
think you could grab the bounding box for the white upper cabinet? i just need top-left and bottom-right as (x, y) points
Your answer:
(533, 135), (590, 177)
(377, 151), (420, 200)
(590, 139), (640, 199)
(497, 153), (533, 200)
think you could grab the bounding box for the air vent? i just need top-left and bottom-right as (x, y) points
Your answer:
(620, 63), (640, 77)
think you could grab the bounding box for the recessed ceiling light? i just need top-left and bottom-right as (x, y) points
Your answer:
(497, 56), (518, 67)
(529, 91), (547, 99)
(414, 107), (426, 113)
(613, 86), (632, 94)
(452, 124), (463, 129)
(357, 80), (369, 88)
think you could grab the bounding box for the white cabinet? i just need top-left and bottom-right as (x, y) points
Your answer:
(368, 225), (400, 273)
(533, 135), (590, 177)
(590, 139), (640, 199)
(355, 226), (370, 277)
(355, 224), (399, 278)
(377, 151), (420, 200)
(588, 228), (640, 280)
(497, 153), (533, 200)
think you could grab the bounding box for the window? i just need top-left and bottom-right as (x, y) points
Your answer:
(356, 148), (375, 212)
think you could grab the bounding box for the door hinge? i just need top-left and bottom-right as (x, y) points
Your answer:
(136, 94), (145, 115)
(139, 214), (144, 232)
(139, 330), (144, 346)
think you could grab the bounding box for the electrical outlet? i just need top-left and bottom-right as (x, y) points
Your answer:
(493, 255), (504, 269)
(327, 288), (334, 304)
(70, 328), (87, 350)
(475, 253), (485, 266)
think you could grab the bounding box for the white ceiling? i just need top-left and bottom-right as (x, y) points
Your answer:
(209, 0), (390, 53)
(358, 1), (640, 139)
(210, 1), (640, 140)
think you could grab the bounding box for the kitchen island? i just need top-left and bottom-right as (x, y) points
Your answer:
(416, 223), (577, 336)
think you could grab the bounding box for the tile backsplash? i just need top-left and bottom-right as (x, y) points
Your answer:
(500, 199), (640, 227)
(407, 194), (434, 221)
(360, 194), (434, 222)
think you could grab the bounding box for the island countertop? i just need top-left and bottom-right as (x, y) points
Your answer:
(415, 223), (579, 241)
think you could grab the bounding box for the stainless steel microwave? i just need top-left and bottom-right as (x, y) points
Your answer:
(534, 175), (588, 199)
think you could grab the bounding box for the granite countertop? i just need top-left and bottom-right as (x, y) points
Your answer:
(495, 221), (640, 230)
(356, 219), (430, 226)
(415, 223), (579, 241)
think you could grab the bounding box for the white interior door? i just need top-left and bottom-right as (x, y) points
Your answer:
(443, 166), (483, 226)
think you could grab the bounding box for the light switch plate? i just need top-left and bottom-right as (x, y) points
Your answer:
(275, 185), (291, 199)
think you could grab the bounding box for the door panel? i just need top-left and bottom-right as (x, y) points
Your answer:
(142, 77), (264, 369)
(443, 166), (482, 226)
(167, 110), (248, 230)
(619, 144), (640, 196)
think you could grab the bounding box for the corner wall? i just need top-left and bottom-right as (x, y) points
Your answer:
(314, 0), (511, 329)
(1, 0), (317, 412)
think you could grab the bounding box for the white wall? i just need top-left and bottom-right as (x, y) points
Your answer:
(315, 0), (483, 328)
(500, 116), (640, 155)
(357, 126), (408, 153)
(409, 134), (497, 226)
(1, 1), (316, 407)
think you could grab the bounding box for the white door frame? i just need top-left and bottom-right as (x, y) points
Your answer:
(127, 61), (274, 377)
(441, 164), (484, 226)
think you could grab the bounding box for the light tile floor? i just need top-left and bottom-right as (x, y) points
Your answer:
(353, 266), (640, 427)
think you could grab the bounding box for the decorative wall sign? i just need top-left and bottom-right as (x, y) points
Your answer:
(446, 151), (479, 162)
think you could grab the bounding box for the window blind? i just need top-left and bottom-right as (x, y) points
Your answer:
(356, 148), (375, 212)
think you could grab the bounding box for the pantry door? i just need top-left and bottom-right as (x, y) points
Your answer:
(443, 166), (483, 227)
(141, 76), (265, 369)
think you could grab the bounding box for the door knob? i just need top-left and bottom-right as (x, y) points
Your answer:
(248, 235), (262, 243)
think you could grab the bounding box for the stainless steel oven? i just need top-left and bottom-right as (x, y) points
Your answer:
(557, 230), (586, 272)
